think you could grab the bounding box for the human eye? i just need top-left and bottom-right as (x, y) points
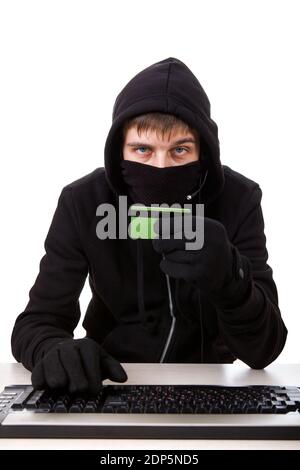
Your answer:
(173, 146), (189, 155)
(134, 146), (151, 155)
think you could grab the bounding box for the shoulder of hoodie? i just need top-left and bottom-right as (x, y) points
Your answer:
(60, 167), (111, 199)
(222, 165), (261, 196)
(221, 164), (263, 207)
(62, 167), (105, 189)
(56, 167), (114, 218)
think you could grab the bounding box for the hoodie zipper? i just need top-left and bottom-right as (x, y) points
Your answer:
(159, 271), (176, 363)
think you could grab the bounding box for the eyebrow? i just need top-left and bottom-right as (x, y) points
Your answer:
(126, 138), (197, 147)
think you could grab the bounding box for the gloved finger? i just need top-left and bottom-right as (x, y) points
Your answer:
(31, 361), (46, 390)
(59, 346), (89, 394)
(99, 349), (128, 383)
(43, 348), (68, 390)
(159, 258), (197, 282)
(152, 236), (186, 254)
(79, 344), (102, 394)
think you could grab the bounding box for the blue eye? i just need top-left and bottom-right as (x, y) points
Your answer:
(135, 147), (149, 154)
(174, 147), (188, 154)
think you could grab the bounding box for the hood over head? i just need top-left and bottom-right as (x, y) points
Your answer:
(104, 57), (224, 206)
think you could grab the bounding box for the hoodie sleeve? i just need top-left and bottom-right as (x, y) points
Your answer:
(213, 185), (288, 369)
(11, 186), (89, 371)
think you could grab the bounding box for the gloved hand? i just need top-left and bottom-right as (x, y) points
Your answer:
(152, 215), (251, 308)
(31, 338), (128, 394)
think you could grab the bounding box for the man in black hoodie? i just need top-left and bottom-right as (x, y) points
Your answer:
(11, 57), (288, 395)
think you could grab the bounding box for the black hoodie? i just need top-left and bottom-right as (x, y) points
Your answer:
(11, 57), (287, 370)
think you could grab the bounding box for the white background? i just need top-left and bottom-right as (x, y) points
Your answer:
(0, 0), (299, 364)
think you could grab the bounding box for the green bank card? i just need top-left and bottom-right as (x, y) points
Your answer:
(129, 205), (191, 240)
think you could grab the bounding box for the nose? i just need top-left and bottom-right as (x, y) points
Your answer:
(153, 152), (171, 168)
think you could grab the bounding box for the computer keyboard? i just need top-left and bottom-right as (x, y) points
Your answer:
(1, 384), (300, 439)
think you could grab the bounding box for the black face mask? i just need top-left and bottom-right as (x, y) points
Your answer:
(120, 159), (203, 206)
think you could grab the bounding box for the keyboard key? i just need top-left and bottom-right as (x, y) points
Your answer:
(11, 387), (35, 410)
(53, 403), (68, 413)
(285, 402), (297, 412)
(83, 404), (97, 413)
(145, 404), (157, 413)
(69, 405), (83, 413)
(275, 405), (288, 414)
(260, 405), (274, 413)
(102, 405), (114, 413)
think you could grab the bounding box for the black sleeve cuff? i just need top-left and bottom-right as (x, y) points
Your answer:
(209, 245), (252, 309)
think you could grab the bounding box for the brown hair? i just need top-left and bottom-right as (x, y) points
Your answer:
(122, 112), (200, 149)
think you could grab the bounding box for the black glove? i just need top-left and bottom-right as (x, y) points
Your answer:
(153, 215), (251, 308)
(31, 338), (128, 394)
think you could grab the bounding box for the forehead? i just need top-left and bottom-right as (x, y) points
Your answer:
(123, 126), (197, 144)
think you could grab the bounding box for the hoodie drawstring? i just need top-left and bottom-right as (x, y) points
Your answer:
(136, 169), (208, 343)
(136, 237), (158, 333)
(136, 238), (147, 328)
